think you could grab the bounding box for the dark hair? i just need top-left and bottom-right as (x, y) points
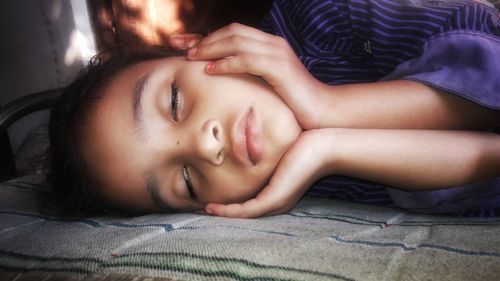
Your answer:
(46, 47), (185, 217)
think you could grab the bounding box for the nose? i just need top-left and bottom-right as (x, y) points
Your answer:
(194, 119), (225, 166)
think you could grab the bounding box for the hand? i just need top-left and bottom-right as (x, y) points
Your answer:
(204, 130), (331, 218)
(167, 33), (204, 49)
(168, 23), (326, 130)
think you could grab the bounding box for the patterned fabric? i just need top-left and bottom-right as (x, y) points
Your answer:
(1, 179), (500, 280)
(261, 0), (499, 84)
(259, 0), (500, 216)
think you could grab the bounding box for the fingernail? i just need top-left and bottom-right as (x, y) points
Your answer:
(187, 39), (199, 48)
(169, 40), (185, 49)
(168, 34), (184, 44)
(205, 207), (213, 215)
(205, 63), (215, 72)
(188, 47), (197, 57)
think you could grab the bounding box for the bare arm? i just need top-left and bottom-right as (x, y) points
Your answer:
(313, 80), (500, 130)
(322, 128), (500, 190)
(178, 24), (500, 131)
(205, 128), (500, 217)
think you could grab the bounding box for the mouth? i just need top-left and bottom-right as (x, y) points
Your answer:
(233, 107), (264, 166)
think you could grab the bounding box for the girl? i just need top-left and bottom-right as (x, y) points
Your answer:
(48, 0), (500, 217)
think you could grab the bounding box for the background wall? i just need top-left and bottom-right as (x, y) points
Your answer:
(0, 0), (96, 105)
(0, 0), (96, 174)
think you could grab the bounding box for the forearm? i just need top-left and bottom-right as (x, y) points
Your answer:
(319, 128), (500, 190)
(314, 80), (500, 130)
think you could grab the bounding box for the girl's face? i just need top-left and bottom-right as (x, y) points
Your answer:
(82, 57), (301, 212)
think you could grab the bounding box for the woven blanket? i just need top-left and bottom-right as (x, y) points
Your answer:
(1, 178), (499, 281)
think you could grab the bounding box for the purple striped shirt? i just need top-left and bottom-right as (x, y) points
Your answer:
(259, 0), (500, 217)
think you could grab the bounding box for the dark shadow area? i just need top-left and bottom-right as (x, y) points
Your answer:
(0, 1), (85, 179)
(0, 126), (17, 181)
(177, 0), (274, 33)
(87, 0), (273, 55)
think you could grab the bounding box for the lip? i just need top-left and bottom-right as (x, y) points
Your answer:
(232, 108), (264, 166)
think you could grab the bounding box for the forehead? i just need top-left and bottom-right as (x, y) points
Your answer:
(81, 58), (173, 209)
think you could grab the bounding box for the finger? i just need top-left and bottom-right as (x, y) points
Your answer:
(205, 188), (284, 218)
(168, 33), (204, 49)
(206, 52), (318, 125)
(205, 54), (288, 90)
(198, 23), (275, 47)
(205, 54), (271, 74)
(205, 159), (304, 219)
(189, 35), (282, 61)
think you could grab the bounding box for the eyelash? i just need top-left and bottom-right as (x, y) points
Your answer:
(171, 83), (196, 201)
(170, 83), (181, 121)
(182, 166), (197, 200)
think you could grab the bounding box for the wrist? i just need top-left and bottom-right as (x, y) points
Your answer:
(301, 80), (331, 130)
(308, 83), (342, 130)
(302, 129), (342, 177)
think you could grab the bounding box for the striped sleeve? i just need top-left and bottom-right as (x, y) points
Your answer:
(260, 0), (500, 217)
(261, 0), (499, 88)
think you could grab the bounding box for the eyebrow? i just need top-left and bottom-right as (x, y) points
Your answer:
(145, 173), (174, 211)
(132, 71), (153, 139)
(131, 72), (172, 211)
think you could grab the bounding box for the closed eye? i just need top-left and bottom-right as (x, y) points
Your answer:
(182, 166), (197, 200)
(171, 83), (181, 121)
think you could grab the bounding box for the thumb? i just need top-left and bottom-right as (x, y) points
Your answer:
(204, 184), (289, 218)
(168, 33), (204, 49)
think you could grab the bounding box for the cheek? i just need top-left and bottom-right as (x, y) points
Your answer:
(203, 170), (269, 204)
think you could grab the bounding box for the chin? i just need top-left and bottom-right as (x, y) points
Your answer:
(264, 118), (301, 169)
(277, 124), (301, 154)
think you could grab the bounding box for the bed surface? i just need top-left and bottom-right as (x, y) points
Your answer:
(1, 177), (499, 281)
